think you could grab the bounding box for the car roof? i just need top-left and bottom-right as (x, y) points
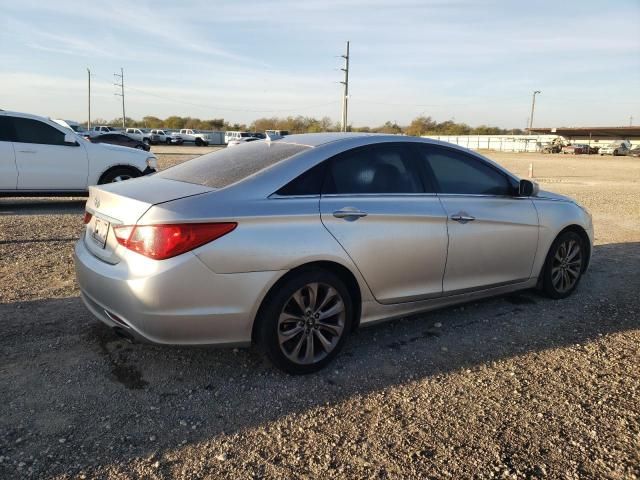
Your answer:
(269, 132), (396, 148)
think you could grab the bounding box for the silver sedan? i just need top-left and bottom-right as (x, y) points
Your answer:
(74, 133), (593, 374)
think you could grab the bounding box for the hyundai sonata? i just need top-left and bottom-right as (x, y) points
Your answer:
(75, 133), (593, 373)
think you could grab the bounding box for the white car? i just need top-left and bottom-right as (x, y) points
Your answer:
(599, 140), (632, 156)
(0, 110), (158, 195)
(227, 136), (260, 148)
(225, 131), (254, 144)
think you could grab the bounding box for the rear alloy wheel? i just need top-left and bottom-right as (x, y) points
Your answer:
(541, 231), (585, 299)
(257, 270), (353, 374)
(99, 167), (141, 184)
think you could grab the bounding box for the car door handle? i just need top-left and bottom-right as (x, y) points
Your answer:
(451, 213), (475, 224)
(17, 150), (36, 154)
(333, 207), (368, 220)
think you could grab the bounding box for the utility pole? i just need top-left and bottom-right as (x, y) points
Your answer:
(114, 67), (126, 128)
(340, 41), (350, 132)
(87, 68), (91, 130)
(630, 115), (633, 127)
(528, 90), (541, 133)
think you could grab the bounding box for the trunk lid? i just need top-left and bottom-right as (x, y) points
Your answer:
(84, 176), (214, 263)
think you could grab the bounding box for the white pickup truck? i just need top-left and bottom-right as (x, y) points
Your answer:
(89, 125), (120, 137)
(125, 128), (151, 144)
(149, 129), (183, 145)
(174, 129), (210, 146)
(0, 110), (157, 195)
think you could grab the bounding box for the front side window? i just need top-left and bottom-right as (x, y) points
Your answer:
(324, 143), (422, 194)
(418, 145), (512, 196)
(11, 117), (66, 146)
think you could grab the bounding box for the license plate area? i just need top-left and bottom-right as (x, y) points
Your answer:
(91, 217), (110, 249)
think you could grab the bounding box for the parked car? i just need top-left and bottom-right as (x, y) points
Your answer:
(175, 129), (210, 146)
(75, 133), (593, 374)
(224, 131), (254, 144)
(89, 125), (119, 137)
(53, 119), (90, 137)
(227, 136), (260, 147)
(125, 128), (151, 144)
(0, 111), (157, 195)
(149, 129), (182, 145)
(90, 133), (151, 151)
(599, 140), (632, 156)
(628, 146), (640, 157)
(561, 144), (590, 155)
(265, 129), (290, 137)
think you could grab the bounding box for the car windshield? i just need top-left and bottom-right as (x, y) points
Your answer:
(158, 141), (309, 188)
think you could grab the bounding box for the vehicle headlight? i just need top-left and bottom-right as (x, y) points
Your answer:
(146, 156), (158, 169)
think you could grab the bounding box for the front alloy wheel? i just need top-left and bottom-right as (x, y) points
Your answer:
(542, 231), (584, 299)
(257, 270), (353, 374)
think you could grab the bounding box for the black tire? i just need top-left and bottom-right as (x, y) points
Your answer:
(99, 167), (141, 184)
(135, 145), (145, 150)
(195, 138), (203, 146)
(255, 269), (353, 374)
(541, 231), (585, 299)
(165, 138), (172, 145)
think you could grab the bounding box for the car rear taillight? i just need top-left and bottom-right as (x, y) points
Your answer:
(83, 212), (93, 224)
(113, 223), (237, 260)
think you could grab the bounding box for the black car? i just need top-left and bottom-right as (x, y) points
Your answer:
(90, 133), (150, 151)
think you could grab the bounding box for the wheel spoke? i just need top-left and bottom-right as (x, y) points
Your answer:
(315, 287), (338, 312)
(314, 329), (334, 352)
(278, 325), (304, 343)
(564, 240), (575, 260)
(317, 321), (343, 337)
(306, 283), (319, 311)
(291, 289), (306, 313)
(567, 243), (580, 261)
(566, 266), (580, 279)
(290, 333), (306, 359)
(279, 311), (303, 324)
(303, 333), (315, 363)
(318, 300), (344, 321)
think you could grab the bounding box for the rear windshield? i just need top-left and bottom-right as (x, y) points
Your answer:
(158, 141), (309, 188)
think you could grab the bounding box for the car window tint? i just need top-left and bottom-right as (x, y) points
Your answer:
(419, 145), (511, 195)
(11, 117), (66, 145)
(159, 141), (310, 188)
(276, 162), (327, 196)
(0, 116), (15, 141)
(324, 143), (422, 194)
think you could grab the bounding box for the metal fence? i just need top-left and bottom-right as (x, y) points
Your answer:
(421, 134), (560, 152)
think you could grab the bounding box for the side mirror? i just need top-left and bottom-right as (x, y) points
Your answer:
(64, 133), (79, 146)
(519, 179), (539, 197)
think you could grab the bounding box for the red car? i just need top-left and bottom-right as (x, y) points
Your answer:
(561, 144), (590, 155)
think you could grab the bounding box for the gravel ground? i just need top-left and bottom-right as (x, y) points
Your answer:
(0, 151), (638, 479)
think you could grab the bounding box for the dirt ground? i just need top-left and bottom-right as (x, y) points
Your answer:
(0, 149), (638, 479)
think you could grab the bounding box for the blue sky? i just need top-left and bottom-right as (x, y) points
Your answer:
(1, 0), (639, 128)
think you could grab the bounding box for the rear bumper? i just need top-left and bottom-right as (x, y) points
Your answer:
(74, 238), (283, 346)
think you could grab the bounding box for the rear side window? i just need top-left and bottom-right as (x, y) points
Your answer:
(276, 162), (327, 196)
(159, 141), (309, 188)
(417, 145), (512, 195)
(11, 117), (66, 145)
(324, 143), (422, 194)
(0, 116), (14, 142)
